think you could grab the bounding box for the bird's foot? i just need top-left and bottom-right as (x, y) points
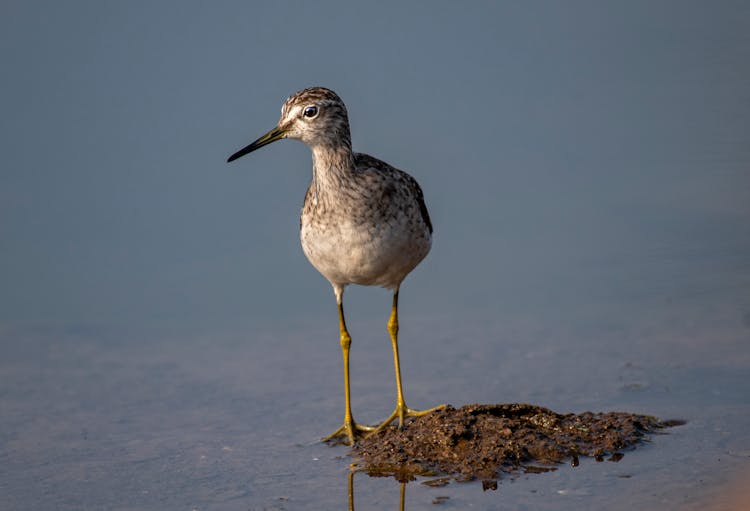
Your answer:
(323, 418), (376, 446)
(371, 402), (447, 435)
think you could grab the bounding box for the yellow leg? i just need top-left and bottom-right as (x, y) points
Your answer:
(323, 294), (375, 445)
(373, 290), (446, 434)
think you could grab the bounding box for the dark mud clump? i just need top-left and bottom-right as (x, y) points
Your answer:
(352, 404), (683, 482)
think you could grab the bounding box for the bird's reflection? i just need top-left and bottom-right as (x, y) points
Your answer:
(344, 468), (498, 508)
(347, 471), (406, 511)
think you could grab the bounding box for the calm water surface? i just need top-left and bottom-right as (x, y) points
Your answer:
(2, 289), (749, 510)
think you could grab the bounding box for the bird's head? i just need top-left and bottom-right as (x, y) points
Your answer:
(227, 87), (351, 163)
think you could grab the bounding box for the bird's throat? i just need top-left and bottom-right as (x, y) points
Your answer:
(310, 145), (356, 204)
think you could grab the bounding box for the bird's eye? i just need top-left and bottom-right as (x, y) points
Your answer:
(303, 105), (319, 118)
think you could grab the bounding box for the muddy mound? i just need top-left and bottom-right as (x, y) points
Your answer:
(352, 403), (682, 482)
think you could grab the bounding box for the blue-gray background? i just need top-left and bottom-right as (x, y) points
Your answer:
(2, 2), (750, 510)
(3, 1), (747, 333)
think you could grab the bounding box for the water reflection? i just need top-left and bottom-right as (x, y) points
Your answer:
(345, 471), (496, 509)
(347, 472), (406, 511)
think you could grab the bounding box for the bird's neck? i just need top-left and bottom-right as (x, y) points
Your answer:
(309, 143), (356, 203)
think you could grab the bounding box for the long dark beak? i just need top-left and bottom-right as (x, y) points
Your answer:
(227, 126), (286, 163)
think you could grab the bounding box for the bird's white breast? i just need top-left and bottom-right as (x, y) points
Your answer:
(300, 215), (431, 290)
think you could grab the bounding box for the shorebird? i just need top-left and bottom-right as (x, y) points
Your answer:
(227, 87), (444, 444)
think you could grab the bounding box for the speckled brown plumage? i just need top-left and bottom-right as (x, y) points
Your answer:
(300, 149), (432, 292)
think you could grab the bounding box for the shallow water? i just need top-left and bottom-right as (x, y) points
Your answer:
(2, 291), (749, 510)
